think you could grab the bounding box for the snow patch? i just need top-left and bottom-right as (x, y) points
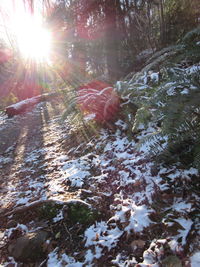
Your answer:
(190, 251), (200, 267)
(62, 159), (90, 187)
(174, 218), (193, 245)
(53, 209), (64, 223)
(85, 221), (122, 249)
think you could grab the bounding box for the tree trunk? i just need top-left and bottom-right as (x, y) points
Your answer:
(104, 0), (120, 81)
(159, 0), (166, 46)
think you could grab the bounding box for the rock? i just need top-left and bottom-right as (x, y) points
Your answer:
(162, 255), (182, 267)
(6, 199), (98, 224)
(7, 220), (18, 228)
(8, 230), (48, 262)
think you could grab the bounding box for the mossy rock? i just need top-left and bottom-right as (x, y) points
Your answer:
(8, 199), (99, 226)
(38, 202), (63, 220)
(37, 199), (99, 225)
(63, 199), (100, 225)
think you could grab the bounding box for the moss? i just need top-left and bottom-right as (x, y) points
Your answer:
(37, 200), (100, 226)
(67, 203), (99, 225)
(38, 203), (62, 220)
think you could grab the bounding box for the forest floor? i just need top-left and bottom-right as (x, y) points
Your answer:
(0, 98), (200, 266)
(0, 98), (77, 212)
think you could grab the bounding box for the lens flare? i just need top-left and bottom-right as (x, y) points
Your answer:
(15, 17), (52, 62)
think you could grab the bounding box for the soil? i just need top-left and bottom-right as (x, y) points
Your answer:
(0, 98), (78, 223)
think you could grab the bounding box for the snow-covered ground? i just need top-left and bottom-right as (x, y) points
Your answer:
(0, 101), (199, 266)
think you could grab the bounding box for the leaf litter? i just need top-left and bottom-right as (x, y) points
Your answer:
(0, 100), (199, 266)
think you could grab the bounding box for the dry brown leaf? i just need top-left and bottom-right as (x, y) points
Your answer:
(131, 239), (146, 251)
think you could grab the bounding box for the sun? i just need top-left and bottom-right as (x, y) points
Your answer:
(14, 17), (52, 63)
(0, 0), (53, 63)
(17, 24), (52, 62)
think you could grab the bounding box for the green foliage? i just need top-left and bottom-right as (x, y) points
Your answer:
(183, 27), (200, 47)
(62, 93), (78, 121)
(145, 45), (184, 71)
(132, 107), (152, 133)
(0, 93), (18, 108)
(67, 203), (98, 225)
(118, 29), (200, 170)
(39, 203), (62, 220)
(151, 68), (200, 166)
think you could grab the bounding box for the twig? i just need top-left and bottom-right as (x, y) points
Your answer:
(63, 222), (72, 242)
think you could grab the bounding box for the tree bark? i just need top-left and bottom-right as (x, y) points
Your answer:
(104, 0), (120, 81)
